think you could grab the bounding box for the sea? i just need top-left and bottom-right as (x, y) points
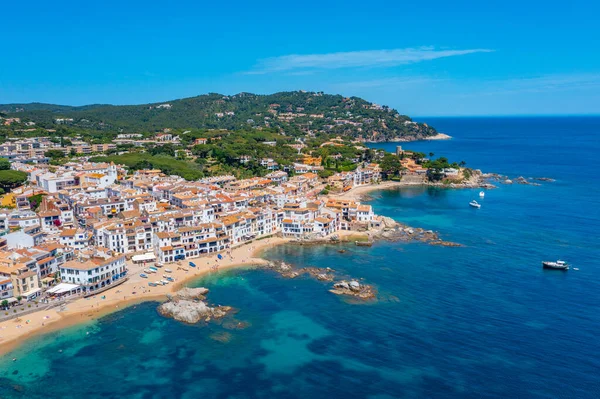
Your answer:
(1, 117), (599, 399)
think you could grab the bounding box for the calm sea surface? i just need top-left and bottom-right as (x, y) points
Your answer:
(1, 117), (599, 398)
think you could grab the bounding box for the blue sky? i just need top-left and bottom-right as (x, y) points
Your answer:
(1, 0), (599, 116)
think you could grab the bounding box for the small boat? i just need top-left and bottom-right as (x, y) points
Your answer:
(355, 241), (373, 247)
(479, 191), (485, 198)
(143, 268), (154, 274)
(155, 281), (164, 286)
(542, 260), (569, 270)
(155, 263), (163, 268)
(140, 273), (148, 279)
(189, 262), (196, 268)
(149, 266), (158, 272)
(161, 279), (170, 285)
(148, 282), (157, 287)
(165, 276), (174, 282)
(164, 268), (172, 273)
(469, 200), (481, 208)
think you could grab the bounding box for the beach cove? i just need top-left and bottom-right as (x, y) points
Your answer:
(0, 236), (287, 356)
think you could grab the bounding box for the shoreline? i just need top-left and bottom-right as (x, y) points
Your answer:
(0, 178), (483, 357)
(0, 236), (289, 357)
(365, 133), (452, 143)
(328, 176), (487, 202)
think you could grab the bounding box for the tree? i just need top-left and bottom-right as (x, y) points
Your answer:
(0, 170), (28, 192)
(0, 158), (10, 170)
(378, 153), (402, 179)
(44, 149), (65, 159)
(1, 299), (8, 309)
(318, 169), (334, 179)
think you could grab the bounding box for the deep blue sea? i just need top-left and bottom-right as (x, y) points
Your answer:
(1, 117), (599, 399)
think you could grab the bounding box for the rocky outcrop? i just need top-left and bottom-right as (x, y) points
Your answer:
(302, 267), (335, 281)
(263, 261), (301, 278)
(158, 288), (232, 324)
(330, 280), (375, 299)
(175, 287), (209, 300)
(263, 261), (373, 300)
(484, 173), (552, 186)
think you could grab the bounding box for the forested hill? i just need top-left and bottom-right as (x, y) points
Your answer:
(0, 91), (436, 141)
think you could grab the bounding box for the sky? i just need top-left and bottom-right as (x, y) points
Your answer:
(1, 0), (599, 116)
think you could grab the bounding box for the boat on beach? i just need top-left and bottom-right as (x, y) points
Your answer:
(469, 200), (481, 208)
(148, 282), (157, 287)
(542, 260), (569, 270)
(165, 268), (172, 273)
(149, 266), (158, 272)
(140, 273), (148, 278)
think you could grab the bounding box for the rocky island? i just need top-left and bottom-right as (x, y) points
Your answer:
(157, 288), (233, 324)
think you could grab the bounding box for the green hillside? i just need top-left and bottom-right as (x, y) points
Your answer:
(0, 91), (436, 141)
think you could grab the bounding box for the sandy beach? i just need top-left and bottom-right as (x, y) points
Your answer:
(0, 236), (289, 356)
(328, 181), (408, 201)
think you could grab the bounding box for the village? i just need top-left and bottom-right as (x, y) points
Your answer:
(0, 155), (391, 311)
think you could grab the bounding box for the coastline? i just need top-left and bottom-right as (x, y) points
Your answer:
(0, 178), (483, 357)
(365, 133), (452, 143)
(0, 236), (290, 357)
(328, 175), (487, 202)
(423, 133), (452, 141)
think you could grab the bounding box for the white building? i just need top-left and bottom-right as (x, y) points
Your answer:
(59, 255), (127, 294)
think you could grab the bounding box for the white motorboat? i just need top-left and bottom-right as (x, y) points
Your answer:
(469, 200), (481, 208)
(542, 260), (569, 270)
(479, 191), (485, 198)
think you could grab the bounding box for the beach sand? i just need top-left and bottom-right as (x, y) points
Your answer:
(328, 181), (407, 201)
(0, 236), (289, 356)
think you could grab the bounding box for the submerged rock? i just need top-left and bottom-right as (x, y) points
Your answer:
(429, 240), (463, 247)
(210, 331), (233, 343)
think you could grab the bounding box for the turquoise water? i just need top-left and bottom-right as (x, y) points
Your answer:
(1, 117), (599, 398)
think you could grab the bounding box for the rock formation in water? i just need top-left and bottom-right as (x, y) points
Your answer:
(330, 280), (375, 299)
(158, 288), (232, 324)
